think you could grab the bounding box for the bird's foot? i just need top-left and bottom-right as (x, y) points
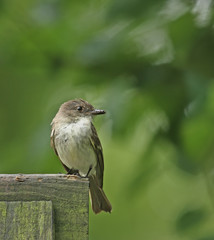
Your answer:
(67, 169), (79, 175)
(66, 169), (81, 179)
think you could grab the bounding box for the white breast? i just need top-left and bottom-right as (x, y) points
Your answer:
(54, 117), (97, 176)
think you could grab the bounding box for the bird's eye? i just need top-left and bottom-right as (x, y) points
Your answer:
(77, 106), (83, 111)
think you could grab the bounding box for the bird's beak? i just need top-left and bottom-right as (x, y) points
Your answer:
(91, 109), (106, 115)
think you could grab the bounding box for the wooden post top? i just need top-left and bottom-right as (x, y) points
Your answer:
(0, 174), (89, 240)
(0, 173), (88, 182)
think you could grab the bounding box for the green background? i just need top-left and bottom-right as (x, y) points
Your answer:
(1, 0), (214, 239)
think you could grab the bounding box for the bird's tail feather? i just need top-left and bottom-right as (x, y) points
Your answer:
(89, 175), (112, 214)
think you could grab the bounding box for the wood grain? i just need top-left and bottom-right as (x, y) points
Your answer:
(0, 174), (89, 240)
(0, 201), (53, 240)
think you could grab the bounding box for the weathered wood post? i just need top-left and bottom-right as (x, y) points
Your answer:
(0, 174), (89, 240)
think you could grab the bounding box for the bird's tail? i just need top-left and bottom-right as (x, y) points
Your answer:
(89, 175), (112, 214)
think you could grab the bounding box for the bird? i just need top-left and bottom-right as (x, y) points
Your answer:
(50, 99), (112, 214)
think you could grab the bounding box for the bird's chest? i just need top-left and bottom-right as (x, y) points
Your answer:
(57, 120), (91, 147)
(54, 119), (96, 175)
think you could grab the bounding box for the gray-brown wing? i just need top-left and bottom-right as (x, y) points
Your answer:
(50, 128), (59, 156)
(50, 127), (71, 173)
(89, 123), (104, 188)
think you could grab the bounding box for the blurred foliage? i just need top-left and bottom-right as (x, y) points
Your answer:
(1, 0), (214, 239)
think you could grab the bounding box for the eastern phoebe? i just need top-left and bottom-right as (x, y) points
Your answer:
(50, 99), (112, 214)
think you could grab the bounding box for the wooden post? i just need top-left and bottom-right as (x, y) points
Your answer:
(0, 174), (89, 240)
